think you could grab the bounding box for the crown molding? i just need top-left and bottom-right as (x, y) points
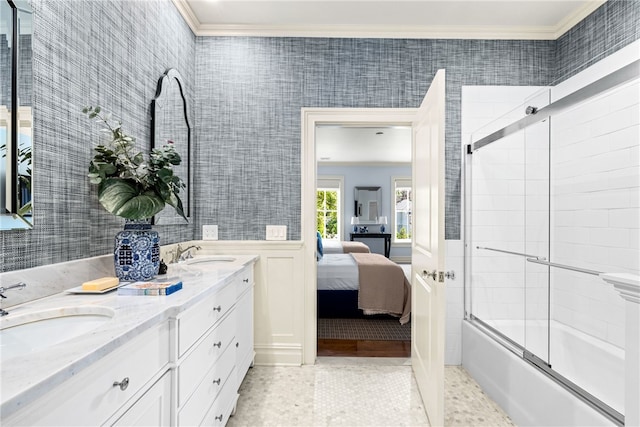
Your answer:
(191, 24), (562, 40)
(553, 0), (607, 39)
(173, 0), (608, 40)
(171, 0), (199, 35)
(318, 161), (411, 167)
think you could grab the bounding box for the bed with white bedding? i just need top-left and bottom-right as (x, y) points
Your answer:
(317, 253), (411, 324)
(321, 240), (370, 254)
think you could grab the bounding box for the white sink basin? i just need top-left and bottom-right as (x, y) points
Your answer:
(184, 256), (237, 265)
(0, 306), (115, 361)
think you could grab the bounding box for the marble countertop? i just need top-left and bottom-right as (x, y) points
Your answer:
(0, 255), (258, 419)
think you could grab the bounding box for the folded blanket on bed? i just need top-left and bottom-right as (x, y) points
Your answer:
(341, 241), (371, 254)
(352, 253), (411, 325)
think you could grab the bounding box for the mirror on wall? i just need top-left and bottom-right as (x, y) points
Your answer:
(151, 68), (190, 224)
(1, 0), (32, 230)
(354, 186), (381, 224)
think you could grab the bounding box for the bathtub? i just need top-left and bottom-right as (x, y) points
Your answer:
(462, 319), (624, 426)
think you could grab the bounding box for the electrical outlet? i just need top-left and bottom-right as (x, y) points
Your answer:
(202, 225), (218, 240)
(266, 225), (287, 241)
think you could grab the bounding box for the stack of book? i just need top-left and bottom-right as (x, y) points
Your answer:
(117, 279), (183, 296)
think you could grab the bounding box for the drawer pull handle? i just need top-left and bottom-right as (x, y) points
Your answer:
(213, 378), (221, 385)
(213, 305), (222, 312)
(215, 414), (223, 421)
(243, 278), (249, 283)
(213, 341), (222, 348)
(113, 377), (129, 391)
(236, 342), (239, 348)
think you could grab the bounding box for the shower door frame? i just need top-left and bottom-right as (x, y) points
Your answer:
(464, 59), (639, 427)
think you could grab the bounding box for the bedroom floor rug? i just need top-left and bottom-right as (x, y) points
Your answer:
(317, 318), (411, 341)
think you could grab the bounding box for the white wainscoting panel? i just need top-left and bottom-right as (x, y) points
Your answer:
(184, 240), (305, 366)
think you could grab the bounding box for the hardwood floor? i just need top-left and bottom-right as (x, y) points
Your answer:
(317, 339), (411, 357)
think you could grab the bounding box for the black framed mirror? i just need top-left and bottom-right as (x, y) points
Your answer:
(1, 0), (32, 230)
(151, 68), (190, 224)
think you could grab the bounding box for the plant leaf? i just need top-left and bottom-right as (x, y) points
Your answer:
(98, 179), (165, 220)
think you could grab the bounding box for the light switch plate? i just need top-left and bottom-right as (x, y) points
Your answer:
(203, 225), (218, 240)
(266, 225), (287, 241)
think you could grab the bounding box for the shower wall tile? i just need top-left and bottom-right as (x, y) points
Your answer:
(550, 43), (638, 348)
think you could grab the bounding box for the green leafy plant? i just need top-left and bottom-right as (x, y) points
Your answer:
(84, 106), (186, 220)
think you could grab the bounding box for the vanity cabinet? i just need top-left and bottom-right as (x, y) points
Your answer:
(1, 259), (256, 427)
(3, 322), (171, 426)
(175, 263), (255, 427)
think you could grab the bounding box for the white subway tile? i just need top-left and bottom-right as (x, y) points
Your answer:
(609, 208), (640, 228)
(589, 227), (631, 247)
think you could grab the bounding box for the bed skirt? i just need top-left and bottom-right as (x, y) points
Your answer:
(317, 290), (394, 319)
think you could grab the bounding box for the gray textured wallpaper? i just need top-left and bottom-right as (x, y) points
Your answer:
(194, 38), (555, 241)
(0, 0), (196, 272)
(1, 0), (638, 273)
(194, 0), (638, 242)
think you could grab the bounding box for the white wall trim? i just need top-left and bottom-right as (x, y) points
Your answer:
(254, 344), (303, 366)
(552, 0), (607, 39)
(173, 0), (606, 40)
(302, 108), (417, 365)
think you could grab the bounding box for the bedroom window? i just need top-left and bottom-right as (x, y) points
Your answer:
(393, 177), (412, 244)
(317, 176), (343, 241)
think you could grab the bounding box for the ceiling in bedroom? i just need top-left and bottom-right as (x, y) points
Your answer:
(175, 0), (606, 39)
(316, 126), (412, 164)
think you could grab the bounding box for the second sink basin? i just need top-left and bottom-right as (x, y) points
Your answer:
(184, 256), (237, 265)
(0, 306), (115, 361)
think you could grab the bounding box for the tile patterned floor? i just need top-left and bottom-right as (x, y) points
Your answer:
(228, 357), (515, 427)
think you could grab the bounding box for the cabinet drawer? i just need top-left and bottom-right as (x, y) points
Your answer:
(178, 281), (235, 356)
(201, 369), (238, 427)
(6, 323), (170, 426)
(235, 266), (254, 297)
(177, 308), (236, 407)
(177, 344), (236, 427)
(111, 370), (172, 427)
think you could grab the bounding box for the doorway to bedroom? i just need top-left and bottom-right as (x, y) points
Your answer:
(314, 118), (413, 358)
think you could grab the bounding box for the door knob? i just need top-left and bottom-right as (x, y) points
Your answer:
(422, 270), (437, 280)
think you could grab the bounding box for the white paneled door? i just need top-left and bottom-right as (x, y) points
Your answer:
(411, 69), (446, 426)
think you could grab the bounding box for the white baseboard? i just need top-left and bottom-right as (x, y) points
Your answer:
(254, 344), (303, 366)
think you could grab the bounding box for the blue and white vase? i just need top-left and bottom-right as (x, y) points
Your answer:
(114, 219), (160, 281)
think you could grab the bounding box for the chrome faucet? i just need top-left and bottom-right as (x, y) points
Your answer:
(0, 282), (27, 316)
(169, 244), (202, 264)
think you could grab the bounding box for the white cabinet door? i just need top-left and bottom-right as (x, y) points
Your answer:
(112, 371), (172, 427)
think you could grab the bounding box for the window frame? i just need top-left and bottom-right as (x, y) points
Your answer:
(317, 175), (344, 241)
(391, 176), (412, 246)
